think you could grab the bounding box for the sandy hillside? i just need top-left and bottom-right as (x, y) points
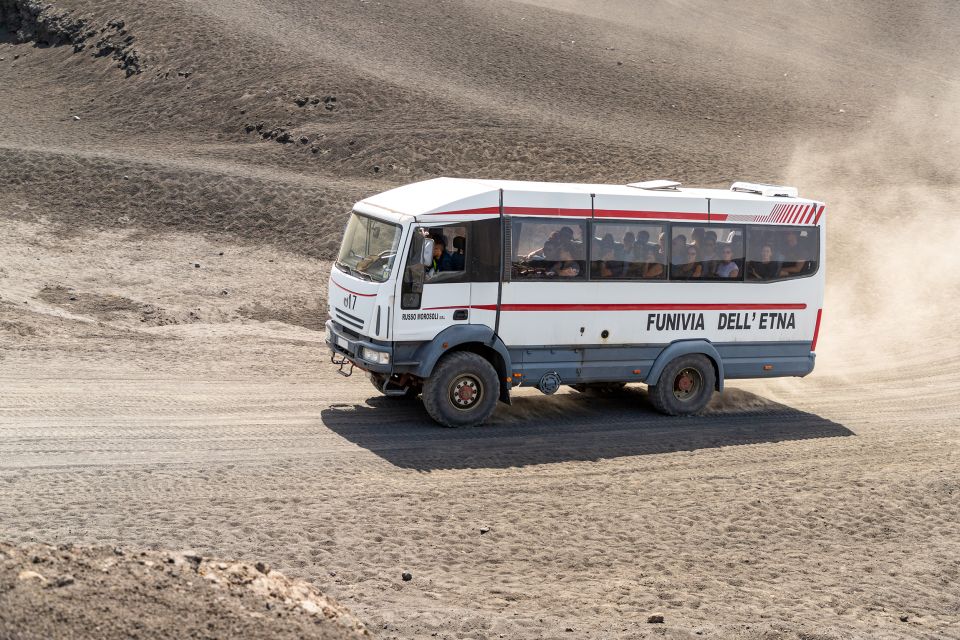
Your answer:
(2, 0), (960, 639)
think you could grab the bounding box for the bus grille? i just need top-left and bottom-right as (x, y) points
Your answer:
(335, 308), (364, 331)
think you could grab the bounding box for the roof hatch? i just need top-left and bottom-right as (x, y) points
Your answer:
(626, 180), (682, 191)
(730, 181), (798, 198)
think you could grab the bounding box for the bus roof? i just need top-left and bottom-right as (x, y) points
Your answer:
(358, 177), (825, 226)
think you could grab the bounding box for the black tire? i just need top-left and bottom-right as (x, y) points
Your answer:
(647, 354), (716, 416)
(369, 373), (421, 399)
(572, 382), (627, 395)
(421, 351), (500, 427)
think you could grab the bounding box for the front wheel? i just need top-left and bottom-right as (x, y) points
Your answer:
(421, 351), (500, 427)
(647, 354), (715, 416)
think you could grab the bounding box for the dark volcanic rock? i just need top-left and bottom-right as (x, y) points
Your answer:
(0, 0), (144, 75)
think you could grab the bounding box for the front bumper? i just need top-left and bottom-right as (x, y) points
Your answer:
(325, 319), (395, 374)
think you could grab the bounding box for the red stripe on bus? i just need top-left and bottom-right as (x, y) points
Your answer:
(507, 206), (591, 217)
(425, 203), (821, 223)
(595, 209), (710, 221)
(813, 205), (825, 225)
(804, 207), (815, 225)
(811, 308), (823, 351)
(331, 279), (378, 297)
(429, 206), (715, 221)
(426, 206), (500, 216)
(464, 303), (807, 312)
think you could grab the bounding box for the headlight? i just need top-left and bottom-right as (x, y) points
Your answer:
(361, 347), (391, 364)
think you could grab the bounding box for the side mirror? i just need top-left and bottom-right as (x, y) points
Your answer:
(421, 238), (434, 266)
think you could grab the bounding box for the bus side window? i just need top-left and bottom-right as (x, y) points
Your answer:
(511, 219), (587, 280)
(670, 226), (701, 280)
(746, 226), (819, 281)
(589, 221), (666, 280)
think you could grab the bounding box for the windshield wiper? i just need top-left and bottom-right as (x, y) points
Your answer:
(336, 261), (375, 281)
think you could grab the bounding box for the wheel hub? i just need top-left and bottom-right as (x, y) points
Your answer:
(673, 367), (702, 401)
(451, 376), (481, 409)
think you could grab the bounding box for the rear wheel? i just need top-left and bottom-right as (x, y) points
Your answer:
(422, 351), (499, 427)
(647, 354), (715, 416)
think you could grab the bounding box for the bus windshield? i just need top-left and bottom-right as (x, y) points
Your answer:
(335, 212), (403, 282)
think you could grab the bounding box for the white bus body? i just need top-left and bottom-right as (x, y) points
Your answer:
(327, 178), (825, 427)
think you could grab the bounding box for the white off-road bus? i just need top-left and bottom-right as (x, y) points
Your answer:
(327, 178), (825, 427)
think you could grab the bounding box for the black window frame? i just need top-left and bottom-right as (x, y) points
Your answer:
(586, 219), (668, 281)
(508, 216), (590, 282)
(417, 222), (471, 285)
(498, 217), (821, 284)
(667, 223), (747, 283)
(744, 224), (821, 283)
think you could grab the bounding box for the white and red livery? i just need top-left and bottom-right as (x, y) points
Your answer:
(328, 178), (825, 427)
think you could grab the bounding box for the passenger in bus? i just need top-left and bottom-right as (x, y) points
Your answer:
(691, 227), (706, 249)
(698, 231), (719, 276)
(427, 235), (454, 274)
(547, 242), (581, 278)
(523, 230), (562, 260)
(621, 231), (637, 261)
(636, 230), (651, 252)
(559, 225), (585, 259)
(777, 230), (806, 277)
(671, 234), (688, 264)
(748, 244), (780, 280)
(715, 247), (740, 278)
(596, 235), (621, 278)
(641, 248), (664, 279)
(672, 245), (703, 279)
(450, 235), (466, 271)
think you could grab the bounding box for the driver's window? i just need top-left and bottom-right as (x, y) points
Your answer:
(422, 225), (467, 283)
(400, 225), (469, 310)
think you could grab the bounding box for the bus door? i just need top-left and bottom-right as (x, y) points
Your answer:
(394, 223), (472, 341)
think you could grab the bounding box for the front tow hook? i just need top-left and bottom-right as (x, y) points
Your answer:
(331, 352), (355, 377)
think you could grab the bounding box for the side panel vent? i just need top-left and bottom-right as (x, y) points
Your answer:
(501, 217), (512, 282)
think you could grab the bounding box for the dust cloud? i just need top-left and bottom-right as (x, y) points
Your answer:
(785, 87), (960, 375)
